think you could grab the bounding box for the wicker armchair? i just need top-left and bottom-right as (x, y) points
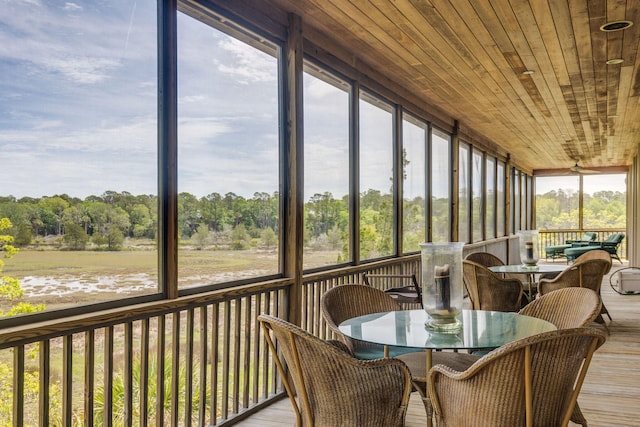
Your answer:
(321, 284), (479, 419)
(363, 272), (422, 308)
(538, 249), (612, 329)
(462, 260), (524, 311)
(519, 287), (601, 329)
(320, 284), (420, 358)
(428, 328), (607, 427)
(519, 287), (602, 426)
(465, 251), (531, 297)
(464, 251), (507, 268)
(258, 314), (412, 427)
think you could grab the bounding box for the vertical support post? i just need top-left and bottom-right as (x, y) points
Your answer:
(395, 105), (404, 255)
(351, 82), (361, 264)
(158, 0), (178, 299)
(283, 13), (304, 326)
(451, 120), (460, 242)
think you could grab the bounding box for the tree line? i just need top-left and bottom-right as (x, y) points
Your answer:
(535, 188), (626, 229)
(0, 186), (625, 252)
(0, 190), (279, 250)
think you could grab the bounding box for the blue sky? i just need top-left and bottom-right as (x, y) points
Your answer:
(535, 174), (626, 195)
(1, 0), (158, 199)
(2, 1), (624, 202)
(1, 0), (281, 200)
(0, 0), (350, 200)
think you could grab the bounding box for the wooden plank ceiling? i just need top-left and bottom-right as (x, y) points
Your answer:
(266, 0), (639, 174)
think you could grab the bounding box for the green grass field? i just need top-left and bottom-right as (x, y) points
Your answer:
(2, 247), (340, 311)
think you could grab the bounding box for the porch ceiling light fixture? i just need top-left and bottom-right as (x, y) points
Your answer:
(606, 58), (624, 65)
(600, 21), (633, 32)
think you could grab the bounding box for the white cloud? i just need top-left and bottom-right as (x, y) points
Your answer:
(64, 2), (82, 11)
(44, 55), (120, 84)
(217, 39), (276, 84)
(2, 1), (284, 200)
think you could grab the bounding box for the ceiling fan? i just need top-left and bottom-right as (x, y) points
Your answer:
(569, 160), (599, 174)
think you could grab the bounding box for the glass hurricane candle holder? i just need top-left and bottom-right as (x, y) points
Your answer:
(420, 242), (464, 333)
(518, 230), (540, 266)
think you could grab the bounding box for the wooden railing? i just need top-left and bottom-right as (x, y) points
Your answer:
(538, 229), (627, 260)
(11, 232), (619, 425)
(0, 281), (291, 426)
(301, 255), (423, 339)
(0, 255), (430, 426)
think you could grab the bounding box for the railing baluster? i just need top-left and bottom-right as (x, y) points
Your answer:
(156, 315), (165, 427)
(242, 296), (251, 409)
(198, 306), (208, 426)
(210, 304), (219, 425)
(221, 300), (231, 420)
(39, 340), (50, 427)
(140, 318), (150, 427)
(171, 312), (180, 427)
(62, 335), (72, 426)
(13, 344), (24, 427)
(252, 294), (261, 404)
(185, 308), (194, 427)
(232, 299), (241, 414)
(124, 322), (133, 427)
(104, 326), (114, 427)
(84, 331), (94, 427)
(262, 292), (272, 397)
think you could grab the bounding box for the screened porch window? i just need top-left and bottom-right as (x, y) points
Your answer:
(176, 10), (281, 288)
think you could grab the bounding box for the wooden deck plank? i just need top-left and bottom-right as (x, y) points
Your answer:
(236, 262), (640, 426)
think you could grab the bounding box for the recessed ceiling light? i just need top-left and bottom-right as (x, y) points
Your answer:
(606, 58), (624, 65)
(522, 70), (534, 75)
(600, 21), (633, 32)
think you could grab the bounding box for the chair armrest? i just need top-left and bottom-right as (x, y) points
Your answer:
(572, 242), (601, 248)
(327, 339), (353, 356)
(569, 242), (590, 247)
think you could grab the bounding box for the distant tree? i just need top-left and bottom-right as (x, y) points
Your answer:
(105, 226), (125, 251)
(192, 225), (211, 250)
(63, 222), (89, 250)
(201, 192), (226, 232)
(0, 218), (21, 304)
(38, 196), (69, 235)
(260, 227), (277, 249)
(0, 218), (45, 317)
(231, 224), (249, 250)
(178, 192), (202, 238)
(130, 204), (152, 238)
(14, 224), (33, 247)
(92, 232), (108, 248)
(62, 205), (91, 233)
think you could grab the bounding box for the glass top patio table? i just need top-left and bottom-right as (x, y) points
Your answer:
(488, 264), (568, 275)
(338, 309), (556, 351)
(488, 264), (568, 300)
(339, 310), (555, 427)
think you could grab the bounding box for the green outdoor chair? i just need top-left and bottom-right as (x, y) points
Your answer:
(564, 233), (625, 263)
(544, 232), (597, 260)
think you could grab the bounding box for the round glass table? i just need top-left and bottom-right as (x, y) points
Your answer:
(339, 309), (556, 427)
(488, 264), (568, 299)
(338, 309), (556, 352)
(488, 264), (568, 275)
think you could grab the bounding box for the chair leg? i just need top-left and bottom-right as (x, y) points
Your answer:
(411, 380), (433, 423)
(571, 402), (588, 427)
(595, 313), (610, 334)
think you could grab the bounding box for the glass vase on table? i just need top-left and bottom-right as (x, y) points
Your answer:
(518, 230), (540, 268)
(420, 242), (464, 333)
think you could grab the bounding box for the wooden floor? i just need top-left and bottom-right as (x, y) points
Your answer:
(236, 262), (640, 426)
